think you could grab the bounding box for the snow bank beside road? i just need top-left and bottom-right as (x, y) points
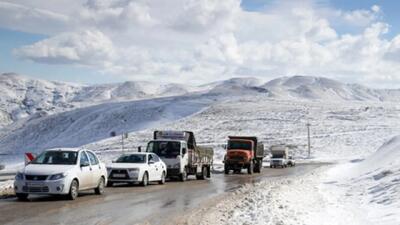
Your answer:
(184, 166), (367, 225)
(327, 135), (400, 225)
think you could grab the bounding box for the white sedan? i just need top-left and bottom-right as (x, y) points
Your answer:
(14, 148), (107, 200)
(106, 152), (166, 186)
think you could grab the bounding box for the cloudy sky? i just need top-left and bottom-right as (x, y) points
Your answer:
(0, 0), (400, 88)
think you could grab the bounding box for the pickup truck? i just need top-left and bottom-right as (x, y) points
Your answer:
(146, 131), (213, 181)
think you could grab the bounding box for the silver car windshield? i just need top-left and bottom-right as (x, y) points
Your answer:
(116, 154), (146, 163)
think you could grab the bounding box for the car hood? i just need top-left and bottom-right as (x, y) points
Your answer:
(21, 164), (76, 175)
(107, 163), (147, 169)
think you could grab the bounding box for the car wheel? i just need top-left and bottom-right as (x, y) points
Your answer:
(95, 177), (105, 195)
(142, 172), (149, 186)
(16, 193), (29, 201)
(68, 179), (79, 200)
(159, 172), (166, 185)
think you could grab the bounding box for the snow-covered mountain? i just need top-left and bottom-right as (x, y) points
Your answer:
(262, 76), (400, 101)
(1, 73), (400, 156)
(0, 73), (197, 127)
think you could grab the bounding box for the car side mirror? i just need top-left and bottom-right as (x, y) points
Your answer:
(182, 148), (187, 155)
(80, 161), (90, 167)
(148, 160), (155, 165)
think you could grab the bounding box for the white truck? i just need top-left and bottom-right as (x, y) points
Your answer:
(146, 131), (213, 181)
(269, 145), (289, 168)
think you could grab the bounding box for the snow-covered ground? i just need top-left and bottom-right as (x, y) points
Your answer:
(0, 74), (399, 224)
(184, 136), (400, 225)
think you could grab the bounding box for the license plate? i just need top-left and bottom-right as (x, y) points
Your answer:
(26, 182), (43, 187)
(113, 173), (126, 178)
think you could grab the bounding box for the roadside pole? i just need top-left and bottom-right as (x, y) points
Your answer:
(122, 134), (124, 152)
(306, 122), (311, 158)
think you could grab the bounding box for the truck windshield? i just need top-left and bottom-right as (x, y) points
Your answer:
(116, 154), (146, 163)
(227, 141), (252, 151)
(31, 151), (78, 165)
(147, 141), (181, 158)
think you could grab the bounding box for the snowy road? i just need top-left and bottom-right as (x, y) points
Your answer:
(0, 163), (326, 225)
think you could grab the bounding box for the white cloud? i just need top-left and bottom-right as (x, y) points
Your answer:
(14, 30), (116, 66)
(3, 0), (400, 87)
(341, 5), (381, 27)
(0, 1), (71, 34)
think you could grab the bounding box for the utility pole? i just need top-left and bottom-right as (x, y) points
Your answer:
(122, 134), (124, 152)
(121, 132), (128, 152)
(306, 122), (311, 158)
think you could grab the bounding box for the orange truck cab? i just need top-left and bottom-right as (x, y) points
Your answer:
(224, 136), (264, 174)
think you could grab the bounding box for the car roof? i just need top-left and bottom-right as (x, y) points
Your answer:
(45, 148), (82, 152)
(149, 139), (185, 143)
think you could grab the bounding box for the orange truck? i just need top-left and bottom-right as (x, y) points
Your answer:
(223, 136), (264, 174)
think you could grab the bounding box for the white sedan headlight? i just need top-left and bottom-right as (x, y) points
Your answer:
(15, 172), (24, 180)
(49, 172), (67, 180)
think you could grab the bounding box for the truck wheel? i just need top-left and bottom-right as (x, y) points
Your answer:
(107, 181), (114, 187)
(180, 171), (187, 182)
(94, 177), (105, 195)
(16, 193), (29, 201)
(254, 160), (261, 173)
(224, 165), (230, 175)
(197, 167), (207, 180)
(207, 166), (211, 178)
(248, 161), (254, 174)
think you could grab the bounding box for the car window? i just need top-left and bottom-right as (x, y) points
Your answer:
(152, 154), (160, 162)
(87, 151), (99, 165)
(80, 151), (90, 165)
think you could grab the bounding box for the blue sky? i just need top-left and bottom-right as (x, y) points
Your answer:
(0, 0), (399, 87)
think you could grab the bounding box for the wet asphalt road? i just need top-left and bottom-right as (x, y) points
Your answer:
(0, 163), (324, 225)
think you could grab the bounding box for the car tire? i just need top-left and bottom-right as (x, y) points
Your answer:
(159, 172), (166, 185)
(68, 179), (79, 200)
(16, 193), (29, 201)
(95, 177), (105, 195)
(142, 172), (149, 187)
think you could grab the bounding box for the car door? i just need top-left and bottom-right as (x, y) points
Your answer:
(87, 150), (102, 188)
(152, 154), (163, 180)
(147, 154), (157, 181)
(77, 151), (92, 190)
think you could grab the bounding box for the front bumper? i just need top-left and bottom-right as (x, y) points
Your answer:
(166, 168), (181, 177)
(14, 179), (70, 195)
(108, 169), (141, 183)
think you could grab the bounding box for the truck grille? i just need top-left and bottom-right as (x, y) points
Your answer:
(25, 175), (48, 181)
(23, 186), (49, 193)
